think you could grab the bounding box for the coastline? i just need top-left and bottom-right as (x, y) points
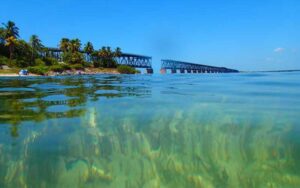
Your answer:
(0, 68), (120, 77)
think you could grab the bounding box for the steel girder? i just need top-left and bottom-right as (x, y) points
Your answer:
(161, 59), (238, 73)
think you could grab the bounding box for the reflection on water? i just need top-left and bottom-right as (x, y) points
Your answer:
(0, 75), (151, 136)
(0, 73), (300, 188)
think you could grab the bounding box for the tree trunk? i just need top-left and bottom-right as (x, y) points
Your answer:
(9, 45), (13, 60)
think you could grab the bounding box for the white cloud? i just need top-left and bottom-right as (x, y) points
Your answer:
(274, 47), (285, 53)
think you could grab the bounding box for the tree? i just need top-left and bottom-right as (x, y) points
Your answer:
(0, 27), (6, 56)
(5, 36), (18, 60)
(70, 39), (81, 53)
(60, 38), (84, 65)
(96, 46), (120, 68)
(84, 42), (94, 55)
(98, 47), (104, 57)
(0, 27), (5, 44)
(29, 34), (44, 61)
(2, 21), (19, 38)
(114, 47), (122, 57)
(83, 42), (94, 63)
(2, 21), (19, 60)
(59, 38), (70, 52)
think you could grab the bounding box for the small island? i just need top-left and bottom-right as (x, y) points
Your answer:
(0, 21), (140, 76)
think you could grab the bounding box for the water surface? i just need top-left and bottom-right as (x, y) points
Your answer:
(0, 73), (300, 188)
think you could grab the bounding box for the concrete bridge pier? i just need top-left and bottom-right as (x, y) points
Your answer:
(160, 68), (166, 74)
(180, 69), (185, 73)
(146, 68), (154, 74)
(193, 70), (197, 73)
(187, 69), (191, 73)
(171, 69), (177, 74)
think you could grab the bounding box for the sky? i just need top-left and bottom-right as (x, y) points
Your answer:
(1, 0), (300, 71)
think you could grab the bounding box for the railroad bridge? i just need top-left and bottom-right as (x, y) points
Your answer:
(43, 48), (153, 74)
(117, 53), (153, 73)
(160, 59), (238, 74)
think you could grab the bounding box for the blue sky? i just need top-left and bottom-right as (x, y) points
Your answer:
(1, 0), (299, 71)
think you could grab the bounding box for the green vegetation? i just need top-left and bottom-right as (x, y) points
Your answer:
(117, 65), (140, 74)
(27, 66), (49, 75)
(0, 20), (135, 75)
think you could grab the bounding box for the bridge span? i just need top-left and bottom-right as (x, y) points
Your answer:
(42, 48), (154, 74)
(160, 59), (238, 74)
(117, 53), (153, 73)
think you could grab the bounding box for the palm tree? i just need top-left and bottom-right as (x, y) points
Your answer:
(59, 38), (70, 52)
(98, 47), (107, 58)
(84, 42), (94, 62)
(2, 21), (19, 38)
(70, 39), (81, 53)
(5, 36), (18, 60)
(2, 21), (19, 60)
(84, 42), (94, 55)
(0, 27), (5, 44)
(29, 34), (44, 60)
(114, 47), (122, 57)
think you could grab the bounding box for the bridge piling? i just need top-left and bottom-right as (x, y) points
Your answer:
(160, 69), (166, 74)
(146, 68), (153, 74)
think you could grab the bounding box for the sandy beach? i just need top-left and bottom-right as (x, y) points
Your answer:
(0, 73), (40, 77)
(0, 73), (19, 77)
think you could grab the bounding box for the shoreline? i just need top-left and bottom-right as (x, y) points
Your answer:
(0, 68), (121, 77)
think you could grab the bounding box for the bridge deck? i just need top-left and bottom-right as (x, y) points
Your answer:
(42, 48), (153, 69)
(161, 59), (238, 73)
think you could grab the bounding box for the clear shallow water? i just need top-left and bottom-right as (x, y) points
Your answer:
(0, 72), (300, 188)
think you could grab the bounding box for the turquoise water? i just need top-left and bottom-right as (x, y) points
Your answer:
(0, 72), (300, 188)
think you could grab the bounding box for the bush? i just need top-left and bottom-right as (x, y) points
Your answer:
(50, 65), (64, 73)
(0, 56), (9, 66)
(83, 61), (92, 68)
(93, 60), (101, 68)
(61, 63), (71, 70)
(62, 51), (85, 65)
(34, 58), (45, 66)
(15, 59), (30, 68)
(42, 57), (58, 66)
(117, 65), (138, 74)
(71, 64), (85, 70)
(28, 66), (49, 75)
